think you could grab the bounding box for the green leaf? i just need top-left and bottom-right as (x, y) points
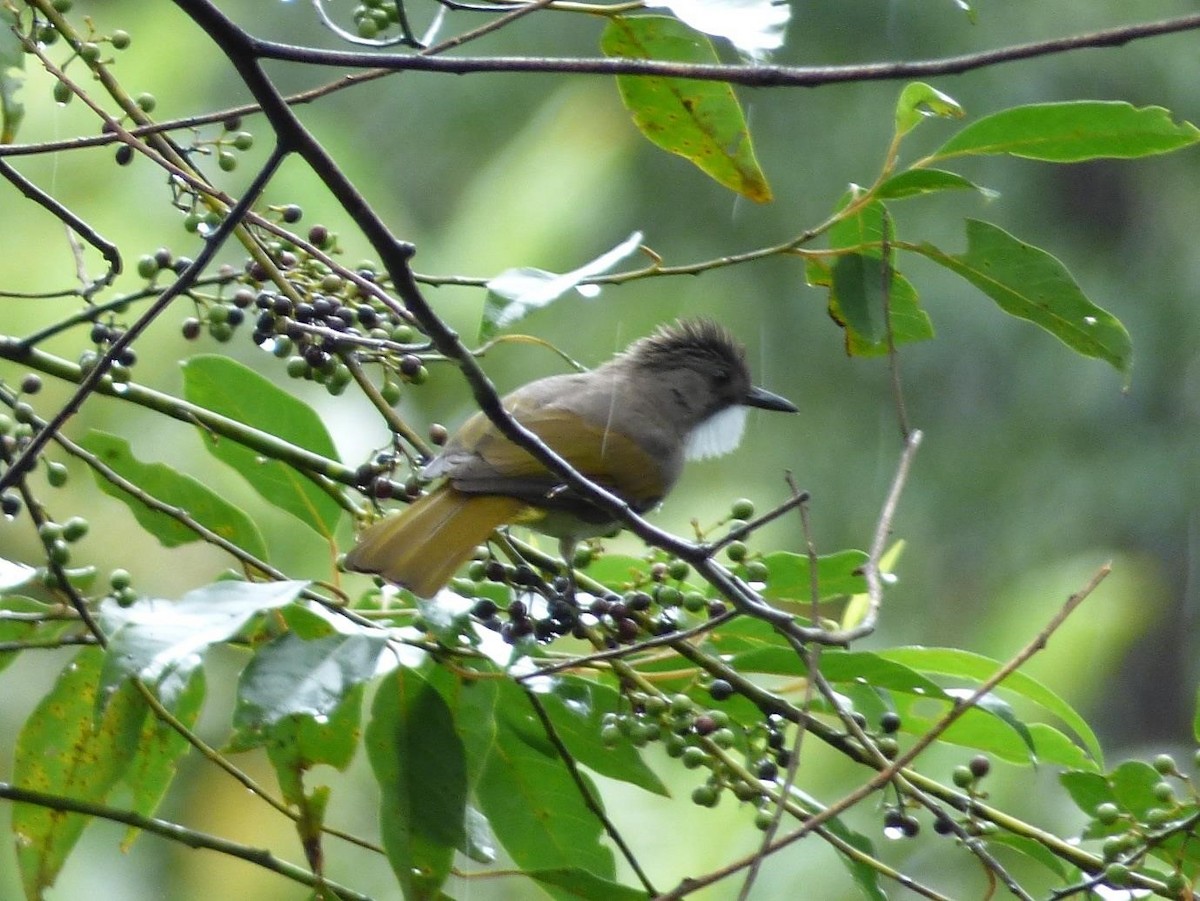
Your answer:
(482, 232), (643, 340)
(527, 868), (649, 900)
(366, 666), (467, 900)
(809, 196), (935, 356)
(535, 680), (669, 797)
(79, 430), (268, 561)
(98, 579), (309, 709)
(876, 168), (988, 200)
(12, 647), (148, 898)
(1060, 770), (1114, 823)
(879, 646), (1103, 764)
(0, 596), (66, 674)
(759, 550), (869, 602)
(601, 16), (772, 202)
(122, 668), (205, 848)
(987, 832), (1070, 881)
(231, 625), (387, 769)
(581, 554), (648, 591)
(947, 688), (1037, 762)
(931, 101), (1200, 163)
(181, 355), (342, 539)
(917, 219), (1132, 377)
(0, 6), (25, 143)
(476, 679), (615, 896)
(262, 689), (365, 806)
(894, 82), (963, 137)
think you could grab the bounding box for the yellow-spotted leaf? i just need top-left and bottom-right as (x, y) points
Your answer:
(601, 16), (772, 202)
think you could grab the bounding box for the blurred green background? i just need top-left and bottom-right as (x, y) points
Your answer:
(1, 0), (1198, 897)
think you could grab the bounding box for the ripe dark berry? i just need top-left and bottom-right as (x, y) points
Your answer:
(281, 204), (302, 223)
(880, 712), (902, 734)
(968, 755), (991, 779)
(399, 354), (422, 377)
(709, 679), (734, 701)
(115, 144), (133, 166)
(181, 318), (202, 340)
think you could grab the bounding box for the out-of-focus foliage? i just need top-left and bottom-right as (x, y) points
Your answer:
(1, 1), (1199, 899)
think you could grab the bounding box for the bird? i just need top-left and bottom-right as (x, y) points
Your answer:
(344, 318), (797, 596)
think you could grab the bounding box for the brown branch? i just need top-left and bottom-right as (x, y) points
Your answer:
(243, 13), (1200, 86)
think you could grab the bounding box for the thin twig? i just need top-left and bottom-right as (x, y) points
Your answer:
(0, 782), (371, 901)
(524, 691), (658, 895)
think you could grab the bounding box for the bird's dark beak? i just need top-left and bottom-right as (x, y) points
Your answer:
(745, 385), (798, 413)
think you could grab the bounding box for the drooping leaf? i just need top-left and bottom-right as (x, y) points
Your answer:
(946, 688), (1038, 762)
(809, 195), (934, 355)
(482, 231), (643, 339)
(601, 16), (772, 202)
(644, 0), (789, 60)
(917, 219), (1132, 377)
(12, 647), (148, 898)
(894, 82), (963, 138)
(987, 832), (1071, 881)
(98, 579), (309, 710)
(475, 679), (615, 897)
(879, 646), (1102, 764)
(366, 666), (468, 900)
(79, 430), (268, 561)
(931, 101), (1200, 163)
(181, 355), (342, 539)
(121, 668), (206, 848)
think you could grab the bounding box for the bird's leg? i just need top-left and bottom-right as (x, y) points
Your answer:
(557, 537), (578, 607)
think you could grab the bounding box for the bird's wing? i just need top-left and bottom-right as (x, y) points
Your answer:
(435, 398), (666, 508)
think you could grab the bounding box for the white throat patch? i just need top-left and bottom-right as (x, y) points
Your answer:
(685, 405), (749, 461)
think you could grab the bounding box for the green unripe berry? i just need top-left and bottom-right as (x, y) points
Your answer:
(1153, 780), (1176, 804)
(1103, 863), (1130, 887)
(744, 560), (769, 583)
(78, 42), (100, 63)
(209, 321), (235, 342)
(669, 693), (693, 714)
(726, 541), (748, 563)
(712, 727), (736, 749)
(1164, 872), (1189, 895)
(110, 569), (133, 590)
(668, 560), (689, 581)
(691, 785), (719, 807)
(952, 765), (974, 789)
(1095, 802), (1120, 826)
(48, 538), (71, 566)
(390, 324), (415, 343)
(137, 255), (159, 279)
(45, 461), (68, 487)
(600, 724), (621, 747)
(380, 379), (401, 405)
(52, 80), (72, 105)
(39, 522), (63, 544)
(682, 591), (706, 612)
(681, 746), (707, 769)
(62, 516), (88, 542)
(217, 150), (237, 172)
(1102, 834), (1132, 860)
(730, 498), (755, 520)
(1153, 753), (1177, 776)
(110, 30), (131, 50)
(135, 92), (156, 112)
(754, 808), (775, 830)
